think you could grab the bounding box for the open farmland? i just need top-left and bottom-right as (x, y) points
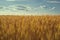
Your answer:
(0, 16), (60, 40)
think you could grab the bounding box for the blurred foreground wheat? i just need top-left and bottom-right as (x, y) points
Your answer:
(0, 16), (60, 40)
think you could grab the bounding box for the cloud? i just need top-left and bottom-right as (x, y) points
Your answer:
(6, 0), (16, 1)
(39, 5), (46, 9)
(32, 5), (47, 11)
(5, 0), (32, 1)
(0, 5), (32, 15)
(51, 7), (55, 10)
(47, 0), (60, 1)
(47, 1), (60, 3)
(0, 6), (4, 9)
(49, 7), (56, 10)
(17, 5), (31, 11)
(0, 4), (32, 13)
(0, 6), (6, 11)
(15, 5), (31, 11)
(39, 5), (56, 11)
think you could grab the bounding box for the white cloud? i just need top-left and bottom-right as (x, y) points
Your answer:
(6, 0), (16, 1)
(0, 4), (32, 15)
(49, 7), (56, 10)
(40, 5), (46, 9)
(47, 1), (60, 3)
(0, 6), (7, 11)
(14, 5), (32, 11)
(31, 5), (47, 11)
(6, 0), (32, 1)
(0, 6), (33, 15)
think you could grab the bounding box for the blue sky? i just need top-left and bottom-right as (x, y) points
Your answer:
(0, 0), (60, 15)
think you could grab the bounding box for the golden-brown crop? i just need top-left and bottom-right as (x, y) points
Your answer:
(0, 15), (60, 40)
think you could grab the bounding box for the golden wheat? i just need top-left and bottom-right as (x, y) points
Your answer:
(0, 16), (60, 40)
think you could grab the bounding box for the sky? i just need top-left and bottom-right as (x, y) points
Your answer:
(0, 0), (60, 15)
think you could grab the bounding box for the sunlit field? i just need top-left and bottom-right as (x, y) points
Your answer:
(0, 16), (60, 40)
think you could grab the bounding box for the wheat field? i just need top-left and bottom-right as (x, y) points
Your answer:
(0, 16), (60, 40)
